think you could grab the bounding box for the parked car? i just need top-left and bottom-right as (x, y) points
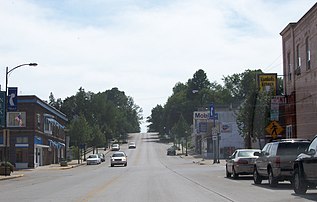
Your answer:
(98, 153), (105, 162)
(293, 135), (317, 194)
(226, 149), (261, 179)
(167, 146), (177, 156)
(86, 154), (101, 165)
(110, 151), (127, 167)
(111, 144), (120, 151)
(253, 139), (310, 187)
(128, 142), (136, 149)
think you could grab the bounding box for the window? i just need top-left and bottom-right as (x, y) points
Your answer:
(296, 44), (301, 75)
(16, 137), (28, 144)
(287, 52), (291, 81)
(36, 113), (41, 129)
(308, 137), (317, 153)
(306, 37), (311, 70)
(44, 117), (53, 135)
(286, 125), (292, 139)
(7, 112), (26, 127)
(16, 148), (28, 163)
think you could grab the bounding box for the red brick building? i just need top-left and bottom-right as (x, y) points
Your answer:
(0, 95), (68, 169)
(280, 3), (317, 139)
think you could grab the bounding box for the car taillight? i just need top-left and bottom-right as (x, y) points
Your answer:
(275, 156), (281, 166)
(237, 159), (248, 164)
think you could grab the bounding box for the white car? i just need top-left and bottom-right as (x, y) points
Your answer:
(111, 144), (120, 151)
(128, 142), (136, 149)
(86, 154), (101, 165)
(111, 151), (127, 167)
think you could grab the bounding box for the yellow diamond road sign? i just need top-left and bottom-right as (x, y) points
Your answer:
(266, 121), (283, 139)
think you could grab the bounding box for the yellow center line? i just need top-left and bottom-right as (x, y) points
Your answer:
(76, 174), (121, 202)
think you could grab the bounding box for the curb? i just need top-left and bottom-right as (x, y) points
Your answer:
(0, 174), (24, 181)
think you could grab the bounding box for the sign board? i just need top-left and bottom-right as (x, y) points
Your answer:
(8, 87), (18, 111)
(266, 121), (283, 139)
(210, 103), (215, 118)
(193, 111), (210, 120)
(258, 73), (277, 95)
(0, 91), (5, 127)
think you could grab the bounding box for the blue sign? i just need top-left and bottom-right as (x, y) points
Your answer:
(8, 87), (18, 111)
(209, 103), (215, 118)
(0, 91), (5, 127)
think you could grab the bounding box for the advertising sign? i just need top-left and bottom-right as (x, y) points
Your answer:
(193, 111), (210, 120)
(258, 73), (277, 95)
(0, 91), (5, 127)
(8, 87), (18, 111)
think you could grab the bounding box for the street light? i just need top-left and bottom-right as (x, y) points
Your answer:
(3, 63), (37, 176)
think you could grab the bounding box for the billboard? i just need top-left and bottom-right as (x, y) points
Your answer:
(257, 73), (277, 95)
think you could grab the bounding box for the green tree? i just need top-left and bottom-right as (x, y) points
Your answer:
(68, 114), (91, 146)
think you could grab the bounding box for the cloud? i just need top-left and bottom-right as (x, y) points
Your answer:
(0, 0), (316, 131)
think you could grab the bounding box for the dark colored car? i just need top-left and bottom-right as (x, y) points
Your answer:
(253, 139), (310, 187)
(167, 146), (177, 156)
(226, 149), (261, 179)
(293, 135), (317, 194)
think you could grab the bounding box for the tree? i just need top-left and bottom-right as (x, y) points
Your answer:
(68, 114), (91, 146)
(48, 92), (62, 110)
(232, 69), (264, 148)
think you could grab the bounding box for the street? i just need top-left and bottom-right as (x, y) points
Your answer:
(1, 133), (317, 202)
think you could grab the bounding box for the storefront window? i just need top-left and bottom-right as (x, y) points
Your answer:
(16, 148), (28, 163)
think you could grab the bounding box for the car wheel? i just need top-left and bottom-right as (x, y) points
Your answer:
(124, 163), (127, 167)
(253, 167), (262, 185)
(232, 167), (238, 179)
(226, 166), (231, 178)
(111, 164), (114, 167)
(294, 167), (307, 194)
(268, 168), (278, 187)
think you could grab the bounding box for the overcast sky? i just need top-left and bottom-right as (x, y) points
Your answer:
(0, 0), (315, 132)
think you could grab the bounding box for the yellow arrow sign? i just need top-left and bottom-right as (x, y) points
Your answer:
(266, 121), (283, 139)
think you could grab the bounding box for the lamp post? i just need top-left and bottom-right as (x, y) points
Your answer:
(3, 63), (37, 175)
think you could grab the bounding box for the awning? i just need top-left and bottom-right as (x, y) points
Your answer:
(48, 139), (65, 149)
(35, 144), (50, 148)
(47, 118), (65, 129)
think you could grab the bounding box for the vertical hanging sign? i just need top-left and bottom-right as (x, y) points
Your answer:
(0, 91), (5, 127)
(8, 87), (18, 111)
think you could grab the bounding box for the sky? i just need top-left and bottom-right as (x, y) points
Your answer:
(0, 0), (316, 132)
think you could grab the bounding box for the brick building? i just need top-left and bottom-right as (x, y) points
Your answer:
(280, 3), (317, 139)
(0, 95), (68, 169)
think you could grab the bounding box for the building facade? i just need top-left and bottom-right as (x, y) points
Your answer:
(0, 95), (68, 169)
(192, 106), (244, 159)
(280, 3), (317, 140)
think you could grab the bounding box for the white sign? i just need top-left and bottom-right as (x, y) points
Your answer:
(193, 111), (210, 120)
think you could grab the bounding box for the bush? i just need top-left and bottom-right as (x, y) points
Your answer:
(0, 161), (14, 172)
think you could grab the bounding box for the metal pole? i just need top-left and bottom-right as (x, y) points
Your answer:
(4, 67), (8, 176)
(3, 63), (37, 174)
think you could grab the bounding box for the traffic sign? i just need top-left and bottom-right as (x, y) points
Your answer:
(266, 121), (283, 139)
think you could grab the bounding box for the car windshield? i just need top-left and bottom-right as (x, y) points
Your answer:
(237, 151), (257, 157)
(112, 153), (125, 157)
(277, 142), (310, 155)
(88, 155), (98, 158)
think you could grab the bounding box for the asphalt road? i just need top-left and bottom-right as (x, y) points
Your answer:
(1, 133), (317, 202)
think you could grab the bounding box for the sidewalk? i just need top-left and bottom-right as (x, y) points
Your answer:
(176, 149), (226, 166)
(0, 148), (110, 181)
(0, 160), (85, 181)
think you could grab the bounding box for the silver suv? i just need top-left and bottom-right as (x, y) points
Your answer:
(253, 139), (309, 187)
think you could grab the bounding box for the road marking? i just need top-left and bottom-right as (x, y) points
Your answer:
(76, 174), (122, 202)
